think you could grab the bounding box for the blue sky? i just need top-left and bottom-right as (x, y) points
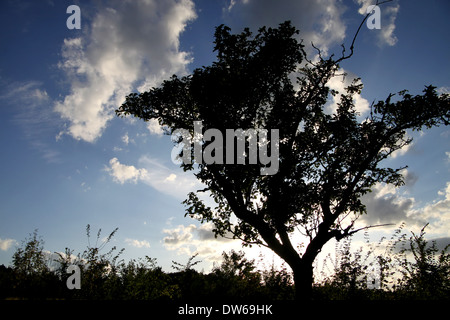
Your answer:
(0, 0), (449, 273)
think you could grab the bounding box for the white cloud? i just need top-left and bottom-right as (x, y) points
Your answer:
(105, 156), (203, 199)
(125, 238), (151, 249)
(355, 0), (372, 15)
(421, 182), (450, 237)
(55, 0), (197, 142)
(106, 157), (148, 184)
(121, 133), (130, 145)
(138, 156), (204, 199)
(163, 224), (195, 246)
(162, 223), (237, 263)
(380, 4), (399, 46)
(147, 119), (164, 136)
(0, 238), (17, 251)
(165, 173), (177, 182)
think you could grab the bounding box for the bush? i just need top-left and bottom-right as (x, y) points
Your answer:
(395, 224), (450, 299)
(2, 223), (448, 300)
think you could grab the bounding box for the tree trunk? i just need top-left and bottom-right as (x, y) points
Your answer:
(292, 261), (314, 301)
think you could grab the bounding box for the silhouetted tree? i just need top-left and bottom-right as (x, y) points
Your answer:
(117, 19), (450, 300)
(396, 224), (450, 299)
(119, 256), (179, 300)
(211, 250), (262, 298)
(10, 229), (62, 298)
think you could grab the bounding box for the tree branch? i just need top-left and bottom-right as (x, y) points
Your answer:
(346, 223), (395, 237)
(337, 0), (394, 63)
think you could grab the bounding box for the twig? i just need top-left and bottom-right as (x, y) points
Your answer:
(348, 223), (395, 236)
(337, 0), (394, 63)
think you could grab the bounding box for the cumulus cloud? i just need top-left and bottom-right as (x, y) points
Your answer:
(105, 156), (203, 199)
(163, 224), (196, 246)
(125, 238), (151, 249)
(361, 183), (417, 225)
(360, 176), (450, 242)
(0, 238), (17, 251)
(165, 173), (177, 182)
(421, 182), (450, 237)
(379, 4), (399, 46)
(55, 0), (197, 142)
(359, 169), (422, 225)
(162, 223), (236, 262)
(147, 119), (165, 136)
(106, 157), (148, 184)
(139, 155), (203, 199)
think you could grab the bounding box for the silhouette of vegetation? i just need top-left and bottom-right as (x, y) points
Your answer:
(116, 18), (450, 299)
(1, 224), (448, 300)
(395, 224), (450, 299)
(6, 229), (63, 299)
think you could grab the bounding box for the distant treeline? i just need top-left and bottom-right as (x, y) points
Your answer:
(0, 224), (448, 300)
